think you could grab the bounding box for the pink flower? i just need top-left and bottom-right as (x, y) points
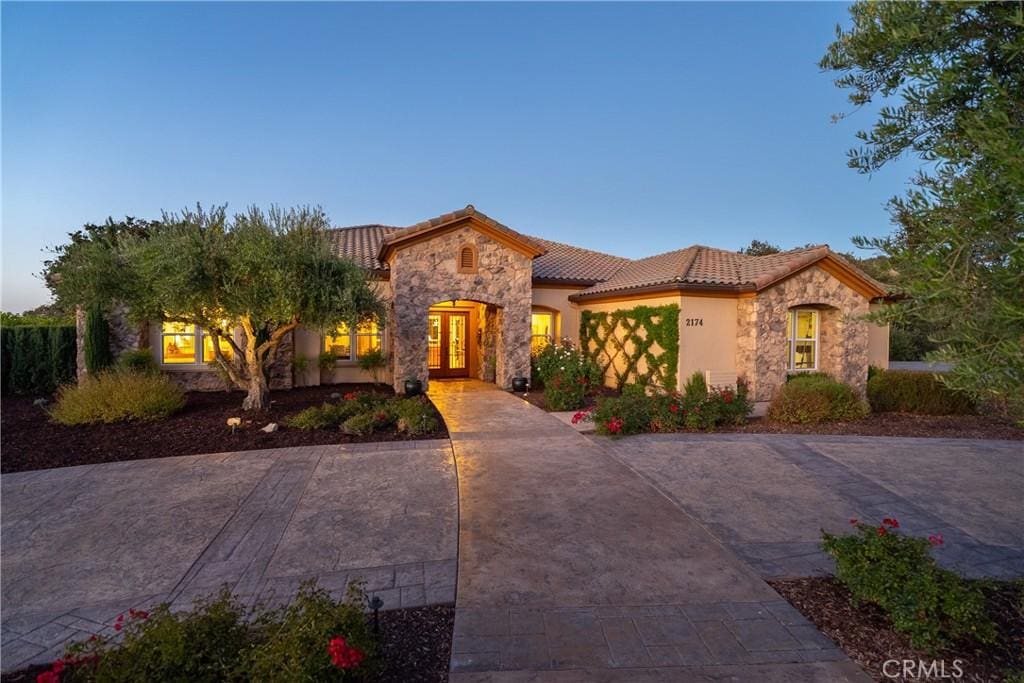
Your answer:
(928, 534), (944, 546)
(606, 417), (624, 435)
(849, 518), (859, 526)
(36, 671), (59, 683)
(877, 526), (887, 537)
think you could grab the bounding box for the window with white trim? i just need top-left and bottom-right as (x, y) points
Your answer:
(323, 320), (383, 361)
(161, 321), (234, 366)
(530, 310), (555, 355)
(787, 309), (818, 371)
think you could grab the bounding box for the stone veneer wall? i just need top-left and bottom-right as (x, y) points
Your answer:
(736, 266), (871, 402)
(388, 224), (532, 392)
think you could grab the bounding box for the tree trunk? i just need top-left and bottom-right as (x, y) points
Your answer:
(242, 366), (270, 411)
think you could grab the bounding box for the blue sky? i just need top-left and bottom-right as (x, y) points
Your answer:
(2, 2), (914, 312)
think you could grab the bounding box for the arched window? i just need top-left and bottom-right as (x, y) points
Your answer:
(457, 245), (478, 273)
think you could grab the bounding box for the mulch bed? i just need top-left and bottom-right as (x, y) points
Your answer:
(376, 603), (454, 682)
(726, 413), (1024, 441)
(519, 386), (619, 412)
(0, 384), (448, 474)
(769, 577), (1024, 682)
(1, 604), (455, 683)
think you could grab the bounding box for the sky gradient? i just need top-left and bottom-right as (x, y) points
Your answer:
(2, 2), (915, 312)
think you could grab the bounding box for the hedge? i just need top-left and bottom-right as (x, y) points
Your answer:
(1, 325), (77, 395)
(867, 369), (974, 415)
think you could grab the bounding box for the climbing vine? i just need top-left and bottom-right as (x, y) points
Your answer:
(579, 304), (679, 390)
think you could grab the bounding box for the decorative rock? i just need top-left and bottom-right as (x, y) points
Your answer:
(330, 392), (341, 399)
(226, 417), (242, 427)
(261, 423), (279, 433)
(32, 398), (48, 406)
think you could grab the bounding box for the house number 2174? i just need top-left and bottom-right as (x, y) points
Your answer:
(685, 318), (704, 327)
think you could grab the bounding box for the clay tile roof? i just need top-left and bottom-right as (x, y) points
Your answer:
(573, 247), (701, 296)
(378, 205), (545, 258)
(328, 224), (403, 270)
(530, 237), (631, 284)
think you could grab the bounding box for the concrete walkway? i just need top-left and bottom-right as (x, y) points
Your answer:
(429, 381), (866, 681)
(1, 441), (458, 672)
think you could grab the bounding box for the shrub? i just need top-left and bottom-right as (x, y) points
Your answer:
(116, 349), (158, 374)
(57, 582), (374, 682)
(285, 394), (374, 430)
(532, 342), (603, 411)
(767, 373), (868, 424)
(342, 408), (394, 436)
(356, 348), (388, 384)
(822, 520), (996, 651)
(1, 325), (77, 395)
(318, 351), (339, 371)
(588, 377), (752, 436)
(50, 371), (185, 425)
(62, 589), (250, 681)
(246, 582), (375, 680)
(867, 369), (974, 415)
(392, 397), (440, 435)
(83, 305), (113, 373)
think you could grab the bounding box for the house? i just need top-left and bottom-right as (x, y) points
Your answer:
(97, 205), (889, 401)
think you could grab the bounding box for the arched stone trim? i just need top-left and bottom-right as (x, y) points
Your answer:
(388, 224), (533, 391)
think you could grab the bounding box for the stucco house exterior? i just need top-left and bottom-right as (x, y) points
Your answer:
(85, 205), (890, 401)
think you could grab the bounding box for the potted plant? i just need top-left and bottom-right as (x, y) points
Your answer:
(404, 377), (423, 396)
(512, 376), (529, 393)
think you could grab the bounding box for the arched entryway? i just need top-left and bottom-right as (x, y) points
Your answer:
(427, 299), (498, 381)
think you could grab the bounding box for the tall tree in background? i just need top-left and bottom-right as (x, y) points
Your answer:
(822, 1), (1024, 420)
(48, 205), (384, 410)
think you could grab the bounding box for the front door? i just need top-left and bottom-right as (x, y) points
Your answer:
(428, 311), (469, 378)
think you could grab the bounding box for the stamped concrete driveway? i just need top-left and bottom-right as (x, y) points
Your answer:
(431, 381), (867, 682)
(1, 441), (458, 672)
(598, 433), (1024, 580)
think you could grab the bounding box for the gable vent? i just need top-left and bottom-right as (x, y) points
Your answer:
(458, 246), (477, 273)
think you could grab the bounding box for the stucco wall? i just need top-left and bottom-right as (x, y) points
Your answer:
(579, 294), (683, 390)
(867, 302), (890, 370)
(388, 222), (533, 392)
(531, 287), (582, 343)
(678, 295), (738, 389)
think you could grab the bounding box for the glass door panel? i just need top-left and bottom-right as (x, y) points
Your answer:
(427, 315), (442, 369)
(448, 314), (466, 370)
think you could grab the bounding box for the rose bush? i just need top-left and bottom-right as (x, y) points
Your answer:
(532, 341), (603, 411)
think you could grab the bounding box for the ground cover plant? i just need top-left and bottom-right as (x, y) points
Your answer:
(822, 518), (995, 652)
(49, 370), (186, 425)
(767, 373), (868, 424)
(1, 384), (447, 473)
(285, 391), (440, 436)
(580, 372), (752, 436)
(867, 369), (974, 415)
(531, 341), (603, 411)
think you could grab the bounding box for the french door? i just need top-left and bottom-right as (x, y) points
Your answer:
(428, 311), (469, 378)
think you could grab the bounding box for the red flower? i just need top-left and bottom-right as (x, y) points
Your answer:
(50, 660), (65, 675)
(570, 409), (592, 425)
(668, 403), (679, 414)
(328, 636), (365, 669)
(928, 534), (944, 546)
(722, 390), (734, 404)
(882, 518), (899, 528)
(606, 417), (624, 435)
(114, 622), (122, 632)
(36, 671), (58, 683)
(343, 392), (357, 400)
(877, 526), (887, 537)
(849, 518), (859, 526)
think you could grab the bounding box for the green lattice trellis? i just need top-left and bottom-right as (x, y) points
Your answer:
(579, 304), (679, 390)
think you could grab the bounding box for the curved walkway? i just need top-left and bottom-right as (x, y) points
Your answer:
(430, 381), (866, 681)
(1, 441), (458, 672)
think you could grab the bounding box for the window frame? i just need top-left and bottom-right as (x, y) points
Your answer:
(160, 322), (236, 368)
(322, 320), (385, 364)
(323, 322), (354, 361)
(787, 309), (819, 372)
(530, 308), (557, 354)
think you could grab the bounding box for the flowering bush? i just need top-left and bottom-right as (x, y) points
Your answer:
(57, 582), (375, 681)
(822, 518), (995, 651)
(585, 373), (751, 436)
(532, 341), (603, 411)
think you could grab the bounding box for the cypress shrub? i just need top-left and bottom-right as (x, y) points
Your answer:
(84, 305), (113, 373)
(0, 325), (76, 395)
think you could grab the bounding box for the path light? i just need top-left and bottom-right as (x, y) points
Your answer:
(369, 595), (384, 634)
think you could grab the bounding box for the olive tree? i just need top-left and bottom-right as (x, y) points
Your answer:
(49, 205), (384, 410)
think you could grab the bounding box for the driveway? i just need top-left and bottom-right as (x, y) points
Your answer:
(430, 381), (867, 681)
(1, 441), (458, 672)
(597, 433), (1024, 580)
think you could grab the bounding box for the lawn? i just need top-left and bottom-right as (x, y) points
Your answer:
(1, 384), (447, 473)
